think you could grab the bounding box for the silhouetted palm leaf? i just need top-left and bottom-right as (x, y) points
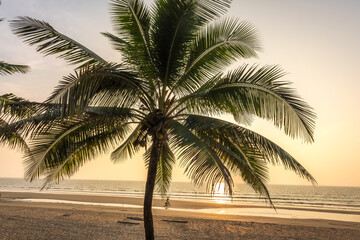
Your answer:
(0, 94), (32, 153)
(0, 61), (29, 75)
(10, 17), (107, 67)
(179, 64), (316, 142)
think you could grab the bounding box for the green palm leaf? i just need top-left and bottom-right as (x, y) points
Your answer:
(24, 115), (132, 182)
(144, 140), (175, 195)
(0, 118), (30, 153)
(169, 119), (234, 194)
(108, 0), (154, 77)
(10, 17), (107, 67)
(0, 60), (29, 75)
(0, 93), (26, 114)
(1, 103), (63, 140)
(174, 18), (260, 95)
(46, 64), (151, 115)
(196, 133), (273, 205)
(184, 114), (316, 184)
(110, 0), (150, 52)
(181, 64), (316, 142)
(155, 142), (175, 195)
(111, 123), (143, 162)
(151, 0), (231, 91)
(41, 123), (132, 188)
(0, 94), (32, 153)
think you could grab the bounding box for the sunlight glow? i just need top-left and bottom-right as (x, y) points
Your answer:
(212, 183), (231, 204)
(214, 183), (226, 196)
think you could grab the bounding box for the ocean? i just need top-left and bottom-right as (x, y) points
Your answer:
(1, 178), (359, 212)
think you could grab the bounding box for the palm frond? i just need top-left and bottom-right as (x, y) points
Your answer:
(102, 32), (129, 50)
(0, 60), (29, 75)
(108, 1), (157, 79)
(168, 119), (233, 194)
(0, 118), (30, 153)
(0, 103), (63, 140)
(150, 0), (231, 88)
(173, 18), (260, 95)
(46, 64), (151, 115)
(110, 123), (143, 162)
(0, 93), (27, 114)
(195, 0), (231, 22)
(144, 140), (175, 196)
(1, 104), (137, 145)
(110, 0), (151, 51)
(155, 141), (175, 196)
(102, 32), (157, 93)
(180, 64), (316, 142)
(184, 114), (316, 184)
(24, 115), (132, 182)
(10, 17), (107, 67)
(85, 106), (141, 120)
(0, 95), (33, 154)
(196, 131), (273, 204)
(41, 121), (132, 188)
(0, 97), (45, 126)
(151, 0), (198, 85)
(0, 94), (40, 137)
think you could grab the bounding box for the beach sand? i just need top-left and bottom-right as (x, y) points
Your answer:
(0, 192), (359, 240)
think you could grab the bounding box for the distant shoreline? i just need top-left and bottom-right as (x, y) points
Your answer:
(1, 177), (360, 188)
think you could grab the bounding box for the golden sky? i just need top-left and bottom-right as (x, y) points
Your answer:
(0, 0), (359, 186)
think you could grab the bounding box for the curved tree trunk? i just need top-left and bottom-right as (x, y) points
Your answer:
(143, 137), (162, 240)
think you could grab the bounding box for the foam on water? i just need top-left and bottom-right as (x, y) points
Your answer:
(1, 178), (360, 212)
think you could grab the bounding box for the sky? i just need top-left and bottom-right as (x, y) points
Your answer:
(0, 0), (359, 186)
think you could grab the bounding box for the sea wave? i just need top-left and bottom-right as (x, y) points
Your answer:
(1, 178), (359, 212)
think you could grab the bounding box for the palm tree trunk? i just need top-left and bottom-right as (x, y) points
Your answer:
(143, 137), (162, 240)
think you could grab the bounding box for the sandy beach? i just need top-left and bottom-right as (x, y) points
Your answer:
(0, 192), (359, 240)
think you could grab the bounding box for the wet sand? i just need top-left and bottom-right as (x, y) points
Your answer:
(0, 191), (360, 239)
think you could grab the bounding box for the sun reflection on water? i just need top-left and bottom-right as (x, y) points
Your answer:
(212, 183), (231, 204)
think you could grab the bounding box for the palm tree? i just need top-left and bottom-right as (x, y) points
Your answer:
(2, 0), (316, 239)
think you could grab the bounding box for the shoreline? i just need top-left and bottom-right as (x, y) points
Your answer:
(2, 179), (359, 212)
(1, 192), (360, 239)
(1, 191), (360, 221)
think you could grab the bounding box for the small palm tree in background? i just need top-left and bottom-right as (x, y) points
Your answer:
(1, 0), (316, 239)
(0, 60), (29, 76)
(0, 1), (29, 76)
(0, 2), (30, 153)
